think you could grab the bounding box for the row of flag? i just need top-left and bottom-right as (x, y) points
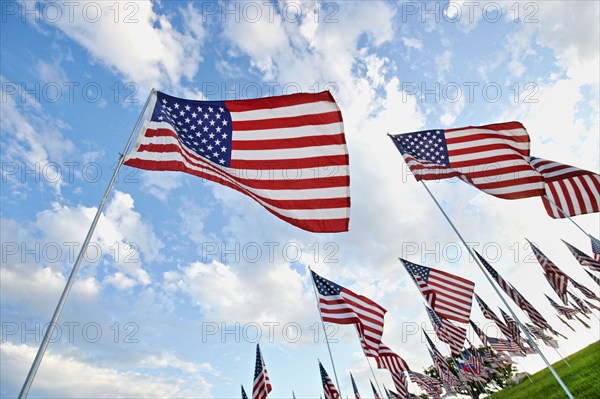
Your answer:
(123, 90), (600, 233)
(240, 239), (598, 398)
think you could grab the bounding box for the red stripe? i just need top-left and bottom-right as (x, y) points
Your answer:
(231, 133), (346, 150)
(232, 111), (342, 131)
(225, 91), (335, 111)
(230, 154), (349, 170)
(448, 153), (534, 168)
(444, 121), (525, 133)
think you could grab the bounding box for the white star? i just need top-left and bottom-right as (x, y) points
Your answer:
(174, 103), (179, 109)
(185, 105), (191, 111)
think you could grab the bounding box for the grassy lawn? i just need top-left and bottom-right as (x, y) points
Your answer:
(491, 340), (600, 399)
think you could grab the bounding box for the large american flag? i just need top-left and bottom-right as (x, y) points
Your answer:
(252, 344), (272, 399)
(530, 157), (600, 218)
(425, 307), (467, 357)
(562, 240), (600, 272)
(401, 259), (474, 324)
(475, 251), (553, 332)
(528, 240), (569, 305)
(124, 90), (350, 233)
(319, 361), (340, 399)
(389, 122), (544, 199)
(311, 271), (386, 356)
(350, 372), (361, 399)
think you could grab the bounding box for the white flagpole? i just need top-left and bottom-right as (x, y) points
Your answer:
(18, 89), (156, 399)
(308, 266), (343, 396)
(418, 180), (575, 399)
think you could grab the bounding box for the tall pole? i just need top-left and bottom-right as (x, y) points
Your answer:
(419, 181), (575, 399)
(18, 89), (156, 399)
(309, 267), (343, 396)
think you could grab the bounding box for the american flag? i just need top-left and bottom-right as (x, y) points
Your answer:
(311, 271), (386, 356)
(568, 291), (591, 314)
(530, 157), (600, 218)
(557, 315), (576, 332)
(425, 307), (467, 356)
(389, 122), (544, 199)
(591, 236), (600, 262)
(487, 337), (523, 354)
(474, 294), (514, 341)
(408, 371), (443, 397)
(568, 277), (600, 301)
(469, 320), (488, 347)
(545, 295), (580, 320)
(242, 385), (249, 399)
(252, 344), (272, 399)
(476, 251), (553, 331)
(319, 361), (340, 399)
(528, 240), (569, 305)
(585, 269), (600, 287)
(373, 343), (410, 374)
(585, 298), (600, 311)
(426, 345), (460, 391)
(401, 259), (474, 323)
(562, 240), (600, 272)
(370, 380), (381, 399)
(124, 90), (350, 233)
(498, 308), (522, 344)
(389, 373), (408, 399)
(350, 372), (361, 399)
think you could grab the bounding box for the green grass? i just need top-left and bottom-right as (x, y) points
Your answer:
(491, 340), (600, 399)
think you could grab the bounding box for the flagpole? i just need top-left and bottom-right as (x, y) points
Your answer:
(418, 180), (575, 399)
(18, 89), (156, 399)
(353, 329), (384, 397)
(308, 266), (343, 396)
(543, 194), (594, 238)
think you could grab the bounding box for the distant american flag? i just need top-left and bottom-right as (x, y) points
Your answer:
(389, 372), (408, 399)
(389, 122), (544, 199)
(475, 251), (553, 332)
(568, 291), (591, 314)
(545, 295), (580, 320)
(562, 240), (600, 272)
(124, 90), (350, 233)
(474, 294), (514, 342)
(528, 241), (569, 305)
(425, 307), (467, 357)
(585, 269), (600, 287)
(530, 157), (600, 218)
(252, 344), (272, 399)
(370, 380), (381, 399)
(568, 277), (600, 301)
(311, 270), (386, 356)
(373, 343), (410, 374)
(408, 371), (442, 397)
(487, 337), (523, 354)
(350, 372), (361, 399)
(241, 385), (249, 399)
(319, 361), (340, 399)
(591, 236), (600, 262)
(401, 259), (474, 324)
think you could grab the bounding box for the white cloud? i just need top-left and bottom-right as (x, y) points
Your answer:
(402, 36), (423, 51)
(42, 1), (205, 92)
(1, 343), (213, 398)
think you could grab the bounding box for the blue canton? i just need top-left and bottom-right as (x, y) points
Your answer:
(151, 91), (233, 167)
(403, 260), (430, 283)
(393, 130), (450, 167)
(312, 272), (342, 296)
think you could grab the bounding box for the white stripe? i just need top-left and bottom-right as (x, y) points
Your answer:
(447, 137), (530, 152)
(449, 148), (529, 163)
(230, 100), (339, 121)
(232, 143), (347, 160)
(234, 121), (342, 140)
(446, 126), (527, 140)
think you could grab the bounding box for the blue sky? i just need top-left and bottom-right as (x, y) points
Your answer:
(1, 1), (599, 398)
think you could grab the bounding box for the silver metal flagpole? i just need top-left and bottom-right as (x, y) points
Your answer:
(308, 266), (343, 396)
(18, 89), (156, 399)
(419, 180), (575, 399)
